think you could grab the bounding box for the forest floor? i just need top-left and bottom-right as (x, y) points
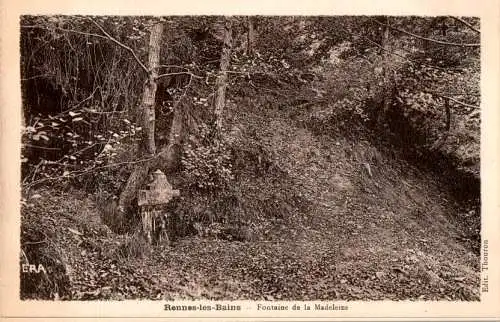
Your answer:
(21, 94), (480, 301)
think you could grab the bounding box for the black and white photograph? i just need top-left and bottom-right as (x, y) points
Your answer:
(16, 13), (483, 304)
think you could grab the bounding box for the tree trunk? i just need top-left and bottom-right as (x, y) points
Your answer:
(378, 16), (391, 127)
(430, 98), (452, 151)
(246, 16), (255, 55)
(118, 22), (164, 215)
(141, 22), (163, 155)
(214, 18), (233, 131)
(157, 102), (183, 170)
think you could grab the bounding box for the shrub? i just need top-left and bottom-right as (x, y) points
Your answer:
(180, 123), (234, 191)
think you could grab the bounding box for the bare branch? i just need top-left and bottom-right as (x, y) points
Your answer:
(23, 144), (61, 151)
(426, 91), (480, 109)
(172, 74), (193, 110)
(156, 72), (203, 80)
(376, 20), (480, 47)
(87, 18), (149, 73)
(21, 24), (108, 40)
(83, 108), (126, 114)
(157, 64), (191, 69)
(21, 73), (54, 81)
(23, 21), (150, 73)
(449, 16), (480, 34)
(23, 156), (155, 189)
(431, 91), (480, 97)
(437, 94), (479, 109)
(338, 23), (465, 72)
(355, 30), (410, 61)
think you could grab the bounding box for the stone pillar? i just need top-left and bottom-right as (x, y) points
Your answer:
(137, 169), (180, 244)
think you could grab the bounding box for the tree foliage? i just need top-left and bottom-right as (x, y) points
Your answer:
(20, 15), (480, 190)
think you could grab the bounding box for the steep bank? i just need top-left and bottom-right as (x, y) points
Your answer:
(21, 95), (480, 300)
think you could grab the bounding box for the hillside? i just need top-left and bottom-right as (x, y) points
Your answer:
(19, 15), (481, 301)
(21, 89), (480, 300)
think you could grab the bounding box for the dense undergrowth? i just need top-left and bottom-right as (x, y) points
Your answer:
(20, 82), (480, 300)
(19, 16), (480, 300)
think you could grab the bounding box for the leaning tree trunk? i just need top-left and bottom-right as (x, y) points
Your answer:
(156, 101), (184, 169)
(118, 22), (164, 215)
(213, 18), (233, 132)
